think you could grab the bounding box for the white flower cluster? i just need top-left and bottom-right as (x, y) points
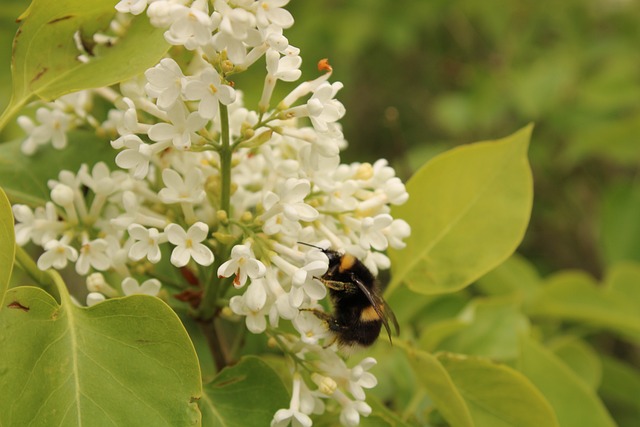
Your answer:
(13, 1), (410, 425)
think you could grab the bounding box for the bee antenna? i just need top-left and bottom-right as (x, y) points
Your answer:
(297, 241), (325, 251)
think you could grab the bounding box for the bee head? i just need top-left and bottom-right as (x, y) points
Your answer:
(297, 241), (341, 266)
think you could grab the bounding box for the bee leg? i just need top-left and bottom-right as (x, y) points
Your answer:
(314, 278), (359, 294)
(300, 308), (344, 332)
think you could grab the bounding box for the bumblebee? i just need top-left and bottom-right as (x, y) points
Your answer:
(300, 243), (400, 348)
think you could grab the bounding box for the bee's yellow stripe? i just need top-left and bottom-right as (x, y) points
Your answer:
(339, 254), (356, 272)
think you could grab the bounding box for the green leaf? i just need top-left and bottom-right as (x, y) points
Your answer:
(388, 125), (533, 295)
(0, 0), (169, 130)
(604, 261), (640, 312)
(0, 288), (202, 426)
(517, 336), (616, 427)
(0, 134), (114, 205)
(437, 353), (559, 427)
(549, 337), (602, 390)
(361, 396), (412, 427)
(599, 355), (640, 427)
(528, 271), (640, 342)
(0, 187), (15, 307)
(200, 356), (289, 427)
(600, 182), (640, 264)
(475, 253), (541, 303)
(401, 345), (474, 427)
(426, 296), (529, 360)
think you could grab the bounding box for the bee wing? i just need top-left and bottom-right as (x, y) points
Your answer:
(352, 277), (399, 343)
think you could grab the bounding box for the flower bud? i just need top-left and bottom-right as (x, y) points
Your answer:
(311, 373), (337, 395)
(50, 184), (75, 206)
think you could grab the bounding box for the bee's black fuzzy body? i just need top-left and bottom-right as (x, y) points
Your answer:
(308, 247), (399, 348)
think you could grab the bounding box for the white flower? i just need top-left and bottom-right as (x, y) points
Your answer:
(229, 280), (269, 333)
(20, 107), (73, 154)
(121, 277), (161, 296)
(215, 0), (257, 40)
(144, 58), (185, 110)
(254, 0), (294, 29)
(266, 48), (301, 82)
(164, 4), (214, 50)
(114, 135), (155, 179)
(290, 250), (328, 307)
(339, 397), (371, 427)
(147, 0), (183, 27)
(359, 213), (393, 251)
(158, 168), (206, 204)
(148, 104), (207, 150)
(86, 292), (106, 307)
(217, 243), (266, 288)
(37, 239), (79, 270)
(293, 310), (330, 345)
(183, 68), (236, 119)
(261, 178), (318, 235)
(385, 218), (411, 250)
(115, 0), (148, 15)
(13, 203), (65, 245)
(307, 82), (345, 133)
(86, 272), (119, 297)
(127, 224), (163, 263)
(165, 222), (214, 267)
(76, 238), (111, 275)
(271, 374), (313, 427)
(347, 357), (378, 400)
(78, 162), (117, 196)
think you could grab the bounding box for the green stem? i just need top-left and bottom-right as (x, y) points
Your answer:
(14, 244), (59, 300)
(219, 104), (232, 215)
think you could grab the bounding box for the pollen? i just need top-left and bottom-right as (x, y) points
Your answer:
(354, 163), (373, 180)
(318, 58), (332, 72)
(209, 83), (218, 94)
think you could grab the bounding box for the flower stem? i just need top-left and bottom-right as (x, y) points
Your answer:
(219, 104), (232, 216)
(13, 244), (58, 300)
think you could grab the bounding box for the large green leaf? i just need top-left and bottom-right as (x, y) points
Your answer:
(423, 296), (529, 360)
(599, 355), (640, 427)
(528, 270), (640, 343)
(550, 337), (602, 390)
(199, 356), (289, 427)
(0, 187), (15, 306)
(604, 261), (640, 311)
(517, 336), (616, 427)
(401, 346), (473, 427)
(0, 287), (202, 426)
(437, 353), (558, 427)
(402, 344), (558, 427)
(388, 125), (533, 295)
(0, 0), (168, 130)
(475, 253), (541, 303)
(0, 134), (114, 205)
(600, 182), (640, 264)
(361, 396), (413, 427)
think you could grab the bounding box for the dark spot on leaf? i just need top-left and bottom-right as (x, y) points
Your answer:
(189, 396), (200, 403)
(51, 309), (59, 320)
(7, 301), (29, 312)
(31, 67), (48, 84)
(48, 15), (75, 24)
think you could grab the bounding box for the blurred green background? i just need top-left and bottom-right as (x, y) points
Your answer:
(283, 0), (640, 280)
(3, 0), (640, 277)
